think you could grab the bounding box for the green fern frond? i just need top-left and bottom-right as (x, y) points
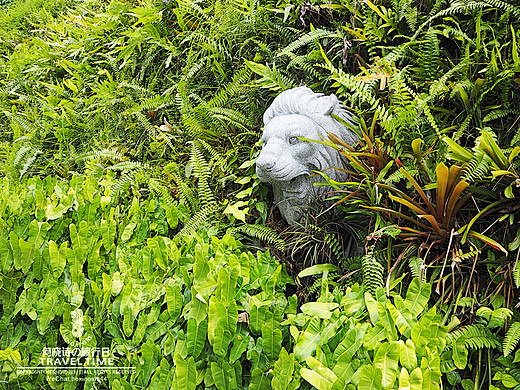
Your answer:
(108, 161), (151, 171)
(138, 45), (160, 82)
(272, 23), (299, 41)
(385, 166), (418, 184)
(124, 94), (176, 115)
(110, 171), (135, 195)
(184, 56), (209, 81)
(277, 29), (337, 57)
(435, 24), (472, 43)
(362, 248), (385, 294)
(165, 162), (198, 212)
(175, 204), (216, 238)
(483, 109), (520, 123)
(3, 111), (41, 135)
(18, 148), (41, 177)
(207, 67), (252, 108)
(421, 28), (440, 82)
(504, 322), (520, 357)
(450, 324), (501, 349)
(120, 81), (153, 97)
(190, 143), (216, 207)
(461, 153), (492, 182)
(78, 148), (124, 162)
(408, 256), (424, 282)
(287, 55), (322, 79)
(148, 178), (176, 208)
(322, 63), (380, 110)
(482, 0), (520, 16)
(229, 224), (286, 250)
(428, 60), (471, 102)
(134, 111), (158, 138)
(196, 139), (229, 172)
(453, 113), (473, 141)
(13, 144), (34, 168)
(206, 107), (248, 130)
(245, 60), (296, 92)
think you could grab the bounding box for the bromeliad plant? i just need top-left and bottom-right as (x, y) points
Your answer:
(366, 161), (508, 254)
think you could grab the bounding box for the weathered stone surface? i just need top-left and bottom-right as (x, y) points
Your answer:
(256, 86), (357, 224)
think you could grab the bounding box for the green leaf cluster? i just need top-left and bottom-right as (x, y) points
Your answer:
(0, 173), (296, 389)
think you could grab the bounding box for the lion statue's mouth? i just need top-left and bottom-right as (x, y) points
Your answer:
(257, 167), (312, 183)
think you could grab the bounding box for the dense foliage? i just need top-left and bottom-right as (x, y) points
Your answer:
(1, 0), (520, 388)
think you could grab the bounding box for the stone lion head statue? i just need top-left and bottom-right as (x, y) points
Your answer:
(256, 86), (358, 224)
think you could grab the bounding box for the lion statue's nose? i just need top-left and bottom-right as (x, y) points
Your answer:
(257, 158), (275, 171)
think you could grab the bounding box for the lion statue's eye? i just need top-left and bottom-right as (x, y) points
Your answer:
(289, 136), (299, 145)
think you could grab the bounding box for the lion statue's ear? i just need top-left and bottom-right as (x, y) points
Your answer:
(316, 94), (339, 116)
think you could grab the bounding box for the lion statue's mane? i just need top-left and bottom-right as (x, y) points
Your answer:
(256, 86), (358, 224)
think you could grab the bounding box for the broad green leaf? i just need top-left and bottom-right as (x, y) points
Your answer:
(499, 373), (520, 388)
(398, 339), (417, 371)
(223, 202), (247, 222)
(377, 301), (398, 341)
(404, 279), (430, 317)
(165, 285), (182, 319)
(187, 317), (207, 358)
(398, 367), (410, 390)
(48, 240), (66, 278)
(132, 313), (148, 344)
(175, 355), (196, 390)
(409, 367), (423, 390)
(27, 220), (49, 248)
(333, 353), (359, 383)
(411, 317), (431, 356)
(263, 319), (282, 360)
(111, 271), (124, 296)
(229, 333), (251, 364)
(249, 304), (267, 335)
(420, 357), (441, 389)
(45, 199), (71, 220)
(452, 336), (468, 369)
(301, 302), (339, 319)
(142, 340), (159, 386)
(426, 322), (447, 354)
(321, 315), (346, 345)
(0, 237), (12, 273)
(301, 367), (335, 390)
(358, 364), (383, 390)
(122, 306), (134, 337)
(211, 361), (228, 390)
(188, 294), (208, 323)
(387, 301), (413, 338)
(250, 367), (271, 390)
(365, 292), (379, 323)
(38, 296), (55, 334)
(374, 342), (399, 389)
(364, 323), (387, 350)
(294, 316), (321, 361)
(298, 264), (339, 278)
(216, 267), (234, 304)
(147, 236), (169, 270)
(18, 237), (34, 273)
(333, 328), (357, 361)
(121, 221), (137, 243)
(100, 219), (116, 249)
(307, 356), (337, 384)
(213, 325), (232, 358)
(272, 348), (295, 390)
